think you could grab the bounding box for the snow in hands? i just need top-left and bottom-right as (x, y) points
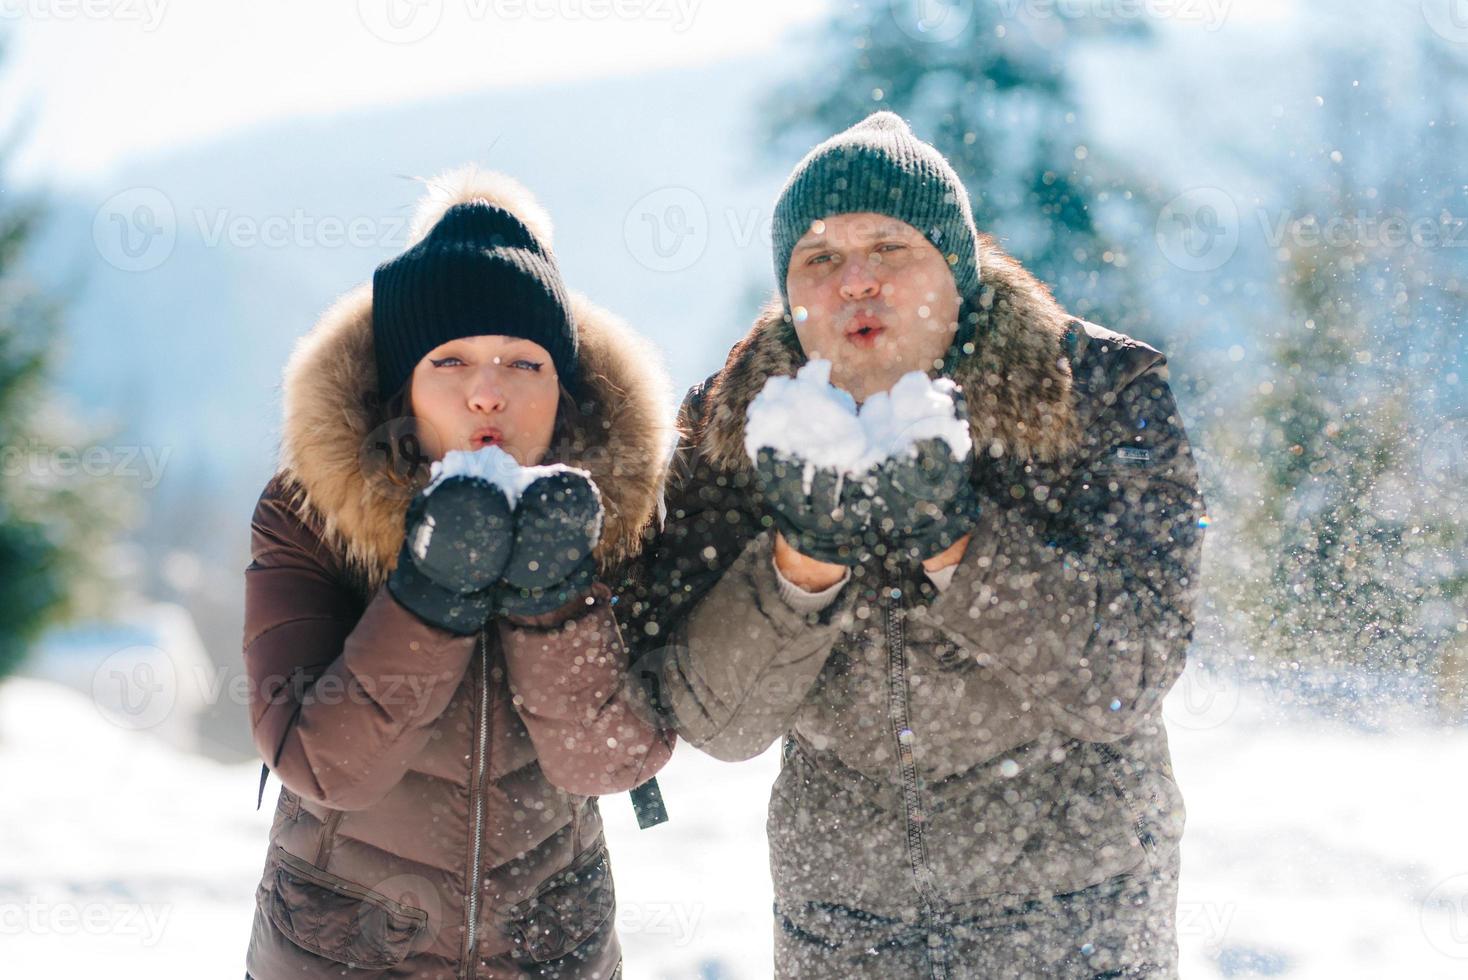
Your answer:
(743, 360), (971, 476)
(425, 444), (592, 509)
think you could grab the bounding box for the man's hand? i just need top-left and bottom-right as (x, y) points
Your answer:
(753, 448), (874, 566)
(921, 533), (971, 574)
(869, 381), (980, 562)
(774, 531), (849, 592)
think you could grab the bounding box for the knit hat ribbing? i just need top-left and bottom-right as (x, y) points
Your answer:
(372, 193), (577, 400)
(771, 111), (981, 310)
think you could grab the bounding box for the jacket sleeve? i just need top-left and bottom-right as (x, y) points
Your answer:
(618, 382), (850, 761)
(918, 357), (1207, 743)
(498, 583), (675, 796)
(638, 529), (849, 762)
(243, 484), (478, 810)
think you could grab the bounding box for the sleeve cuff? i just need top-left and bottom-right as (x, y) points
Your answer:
(771, 555), (850, 614)
(924, 562), (959, 593)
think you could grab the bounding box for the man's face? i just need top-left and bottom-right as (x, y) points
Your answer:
(785, 212), (962, 403)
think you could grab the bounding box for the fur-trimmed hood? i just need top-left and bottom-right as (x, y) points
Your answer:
(697, 233), (1085, 474)
(273, 167), (672, 593)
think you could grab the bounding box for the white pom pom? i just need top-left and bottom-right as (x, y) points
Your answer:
(407, 165), (555, 248)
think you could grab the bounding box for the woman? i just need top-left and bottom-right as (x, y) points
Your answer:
(243, 166), (675, 978)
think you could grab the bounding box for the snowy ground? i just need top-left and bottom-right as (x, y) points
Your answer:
(2, 665), (1465, 978)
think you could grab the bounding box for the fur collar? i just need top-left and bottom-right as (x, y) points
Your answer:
(274, 168), (672, 592)
(697, 233), (1084, 472)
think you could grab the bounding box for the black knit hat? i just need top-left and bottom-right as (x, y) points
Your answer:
(372, 200), (577, 399)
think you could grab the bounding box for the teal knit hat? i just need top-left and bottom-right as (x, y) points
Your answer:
(772, 111), (981, 311)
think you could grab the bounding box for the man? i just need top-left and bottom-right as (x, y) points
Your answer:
(625, 111), (1207, 978)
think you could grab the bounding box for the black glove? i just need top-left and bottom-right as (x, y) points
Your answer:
(388, 476), (515, 634)
(753, 448), (876, 566)
(869, 425), (979, 564)
(494, 470), (603, 618)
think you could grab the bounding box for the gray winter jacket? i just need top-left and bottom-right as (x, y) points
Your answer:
(623, 238), (1207, 979)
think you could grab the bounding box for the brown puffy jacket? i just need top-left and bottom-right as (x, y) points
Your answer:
(243, 174), (675, 980)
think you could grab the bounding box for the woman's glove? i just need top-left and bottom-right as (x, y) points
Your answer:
(387, 475), (515, 635)
(493, 470), (604, 617)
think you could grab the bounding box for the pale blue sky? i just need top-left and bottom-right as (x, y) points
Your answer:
(0, 0), (826, 182)
(0, 0), (1305, 185)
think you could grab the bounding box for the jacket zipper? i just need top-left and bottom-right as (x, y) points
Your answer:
(883, 584), (937, 903)
(462, 629), (491, 980)
(885, 582), (950, 979)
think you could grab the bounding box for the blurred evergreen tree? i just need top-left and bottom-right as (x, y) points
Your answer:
(0, 39), (129, 682)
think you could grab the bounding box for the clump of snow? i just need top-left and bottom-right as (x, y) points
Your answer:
(743, 361), (866, 472)
(743, 360), (971, 474)
(425, 444), (591, 508)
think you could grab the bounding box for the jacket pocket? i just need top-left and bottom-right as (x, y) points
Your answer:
(503, 841), (615, 964)
(264, 844), (427, 969)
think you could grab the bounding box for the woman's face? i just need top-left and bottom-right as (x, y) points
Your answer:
(408, 335), (560, 466)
